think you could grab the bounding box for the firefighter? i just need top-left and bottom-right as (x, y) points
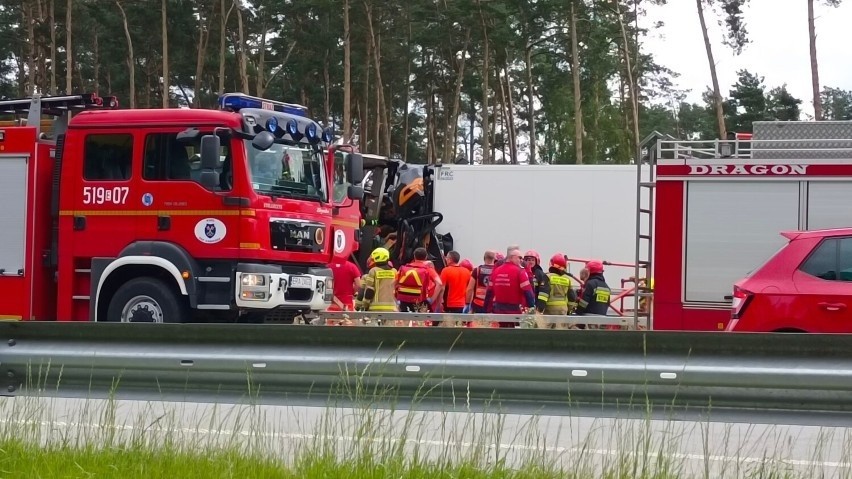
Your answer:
(483, 246), (535, 328)
(356, 248), (399, 313)
(536, 254), (579, 329)
(353, 257), (375, 312)
(394, 247), (443, 315)
(523, 250), (550, 314)
(575, 260), (611, 317)
(524, 250), (549, 313)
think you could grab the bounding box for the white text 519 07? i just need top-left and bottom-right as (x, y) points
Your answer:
(82, 186), (130, 205)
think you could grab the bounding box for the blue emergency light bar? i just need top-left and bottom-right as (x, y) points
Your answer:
(218, 93), (308, 117)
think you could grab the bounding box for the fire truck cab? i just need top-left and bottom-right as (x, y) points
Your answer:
(0, 92), (364, 323)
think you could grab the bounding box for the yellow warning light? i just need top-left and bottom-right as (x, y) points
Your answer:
(717, 322), (724, 330)
(182, 271), (190, 279)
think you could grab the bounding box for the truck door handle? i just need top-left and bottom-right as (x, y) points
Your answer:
(818, 302), (847, 312)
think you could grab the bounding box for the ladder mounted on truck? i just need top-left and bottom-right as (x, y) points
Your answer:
(0, 93), (119, 139)
(632, 131), (675, 329)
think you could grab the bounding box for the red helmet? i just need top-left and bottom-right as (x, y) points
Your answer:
(460, 259), (473, 271)
(524, 250), (541, 264)
(586, 260), (604, 274)
(549, 253), (567, 271)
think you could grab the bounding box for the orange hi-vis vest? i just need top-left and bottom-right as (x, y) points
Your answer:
(396, 263), (429, 303)
(473, 264), (495, 307)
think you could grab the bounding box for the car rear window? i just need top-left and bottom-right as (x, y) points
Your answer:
(799, 236), (852, 282)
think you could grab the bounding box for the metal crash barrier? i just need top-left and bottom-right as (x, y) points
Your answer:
(315, 311), (648, 330)
(2, 321), (852, 415)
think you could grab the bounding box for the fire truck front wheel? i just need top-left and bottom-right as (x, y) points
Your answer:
(107, 277), (189, 323)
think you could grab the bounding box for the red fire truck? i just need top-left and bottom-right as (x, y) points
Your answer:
(639, 121), (852, 331)
(0, 92), (364, 323)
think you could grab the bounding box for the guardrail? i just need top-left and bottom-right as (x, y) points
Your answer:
(2, 321), (852, 414)
(314, 311), (646, 329)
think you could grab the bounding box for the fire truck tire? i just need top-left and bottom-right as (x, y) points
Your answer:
(106, 277), (188, 323)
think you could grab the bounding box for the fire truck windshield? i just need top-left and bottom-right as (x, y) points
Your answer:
(246, 141), (328, 202)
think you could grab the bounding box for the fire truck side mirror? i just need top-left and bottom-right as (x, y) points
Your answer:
(251, 131), (275, 151)
(346, 153), (364, 184)
(347, 185), (364, 201)
(199, 134), (221, 189)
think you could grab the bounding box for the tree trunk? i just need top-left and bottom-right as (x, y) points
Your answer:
(402, 14), (411, 161)
(26, 2), (35, 95)
(49, 0), (56, 94)
(615, 0), (640, 156)
(696, 0), (726, 139)
(115, 1), (135, 108)
(36, 0), (46, 93)
(364, 1), (389, 156)
(808, 0), (823, 120)
(444, 28), (472, 163)
(323, 49), (330, 129)
(496, 68), (508, 163)
(361, 30), (371, 151)
(491, 72), (498, 162)
(570, 2), (584, 164)
(194, 2), (213, 107)
(65, 0), (72, 94)
(481, 40), (490, 164)
(425, 93), (433, 163)
(161, 0), (169, 107)
(255, 23), (267, 97)
(93, 30), (99, 92)
(478, 1), (490, 164)
(236, 4), (249, 93)
(343, 0), (352, 142)
(524, 43), (536, 164)
(218, 0), (234, 95)
(502, 63), (518, 164)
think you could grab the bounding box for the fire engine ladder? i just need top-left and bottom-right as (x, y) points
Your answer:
(0, 93), (118, 139)
(632, 131), (674, 329)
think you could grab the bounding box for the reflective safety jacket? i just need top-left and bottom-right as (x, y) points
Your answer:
(358, 265), (399, 311)
(541, 272), (577, 314)
(527, 264), (550, 312)
(395, 262), (431, 303)
(471, 264), (495, 307)
(576, 273), (611, 316)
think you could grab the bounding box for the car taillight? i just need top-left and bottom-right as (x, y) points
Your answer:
(730, 286), (753, 322)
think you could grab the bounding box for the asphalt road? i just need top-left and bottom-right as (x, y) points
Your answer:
(3, 396), (852, 478)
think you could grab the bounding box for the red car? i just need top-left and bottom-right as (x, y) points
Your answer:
(726, 227), (852, 333)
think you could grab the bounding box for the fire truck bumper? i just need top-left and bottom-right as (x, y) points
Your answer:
(234, 269), (334, 311)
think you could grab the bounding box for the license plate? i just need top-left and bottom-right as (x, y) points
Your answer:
(289, 276), (313, 289)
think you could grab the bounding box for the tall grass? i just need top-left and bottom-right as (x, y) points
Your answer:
(1, 356), (851, 477)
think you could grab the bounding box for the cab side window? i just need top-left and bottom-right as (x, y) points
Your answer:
(83, 134), (133, 181)
(142, 132), (232, 191)
(333, 150), (352, 204)
(799, 237), (852, 281)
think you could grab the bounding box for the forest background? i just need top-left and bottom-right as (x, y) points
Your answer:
(1, 0), (851, 165)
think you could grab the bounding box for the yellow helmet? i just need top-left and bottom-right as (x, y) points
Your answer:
(370, 247), (390, 264)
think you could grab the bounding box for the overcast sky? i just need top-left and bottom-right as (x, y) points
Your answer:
(642, 0), (852, 117)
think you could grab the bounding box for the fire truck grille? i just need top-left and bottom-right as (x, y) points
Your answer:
(269, 219), (324, 253)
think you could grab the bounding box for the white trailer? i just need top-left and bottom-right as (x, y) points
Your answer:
(431, 164), (646, 291)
